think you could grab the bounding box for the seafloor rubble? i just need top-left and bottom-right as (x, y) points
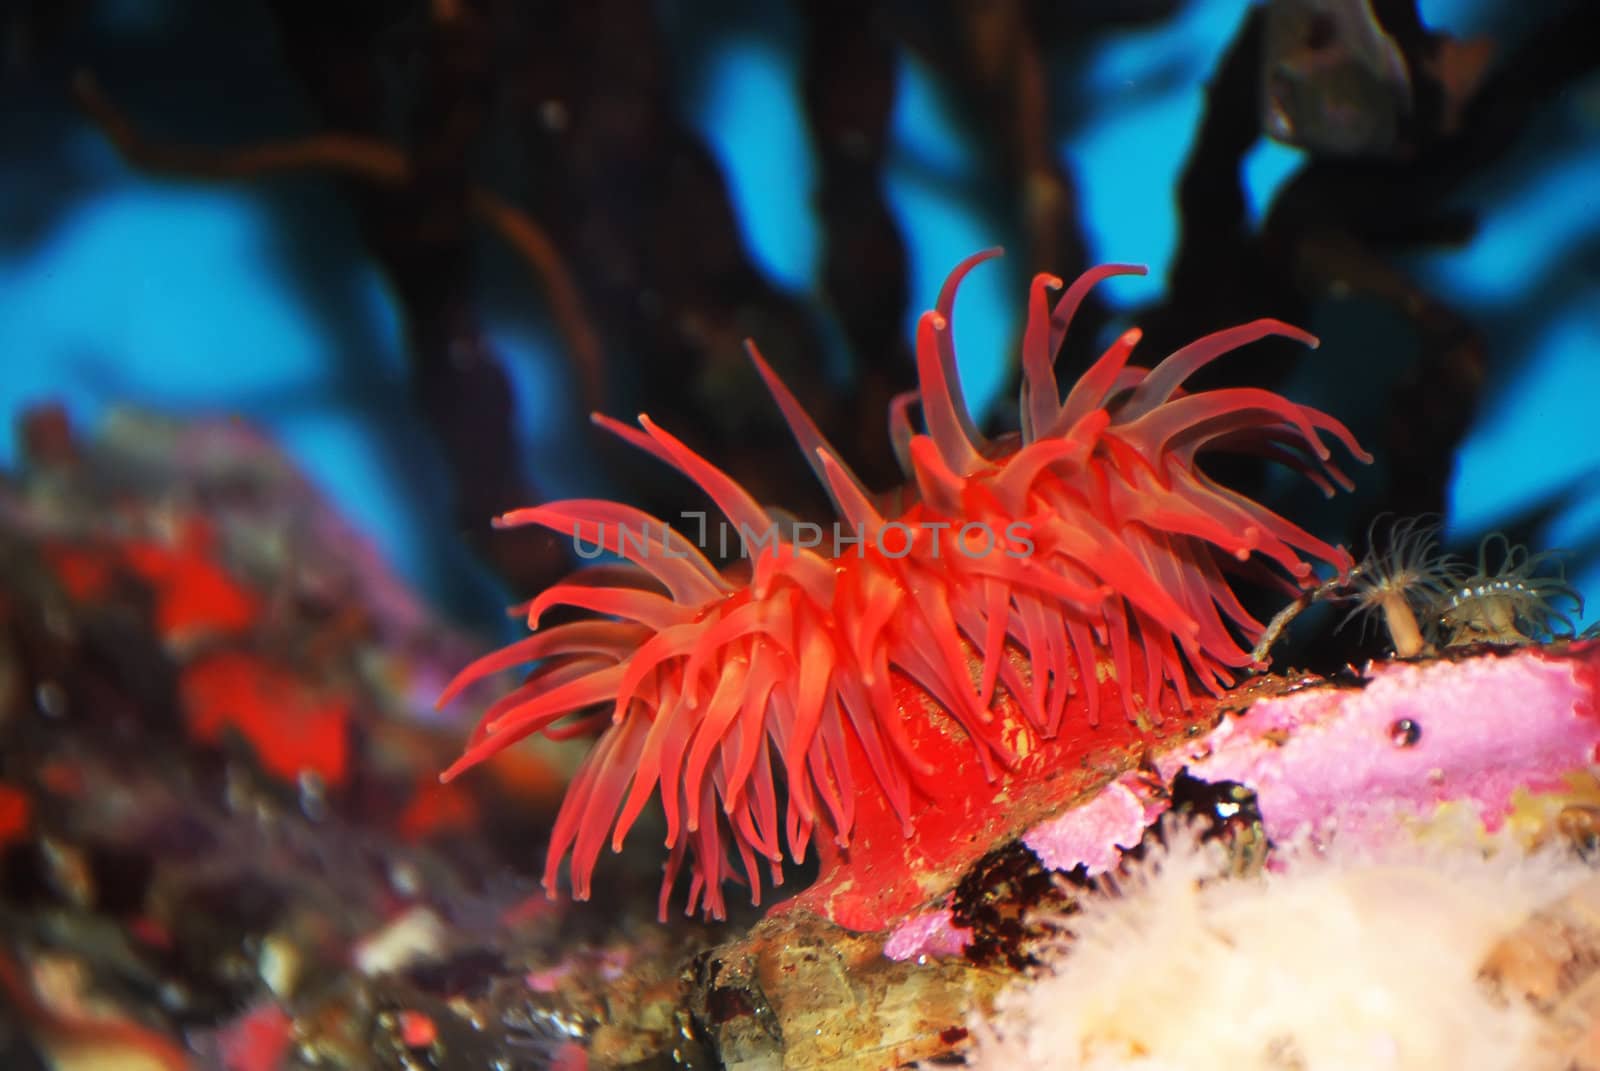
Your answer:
(3, 408), (1600, 1071)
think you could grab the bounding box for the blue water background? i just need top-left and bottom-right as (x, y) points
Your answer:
(1, 0), (1594, 630)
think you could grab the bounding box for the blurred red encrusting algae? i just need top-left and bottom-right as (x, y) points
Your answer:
(439, 249), (1371, 921)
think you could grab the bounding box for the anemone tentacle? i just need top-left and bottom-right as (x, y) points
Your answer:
(440, 251), (1368, 920)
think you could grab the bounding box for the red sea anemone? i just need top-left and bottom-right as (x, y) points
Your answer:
(439, 249), (1370, 920)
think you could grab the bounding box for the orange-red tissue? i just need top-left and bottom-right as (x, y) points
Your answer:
(440, 250), (1369, 922)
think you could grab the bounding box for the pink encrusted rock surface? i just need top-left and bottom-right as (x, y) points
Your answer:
(883, 644), (1600, 962)
(884, 773), (1172, 962)
(1023, 772), (1169, 875)
(884, 908), (973, 962)
(1155, 643), (1600, 844)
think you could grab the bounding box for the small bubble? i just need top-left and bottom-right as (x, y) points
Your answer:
(35, 680), (67, 718)
(539, 99), (569, 131)
(1389, 718), (1421, 747)
(298, 770), (328, 821)
(158, 980), (190, 1012)
(389, 860), (421, 898)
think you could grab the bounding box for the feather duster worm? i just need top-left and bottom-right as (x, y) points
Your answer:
(439, 250), (1370, 920)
